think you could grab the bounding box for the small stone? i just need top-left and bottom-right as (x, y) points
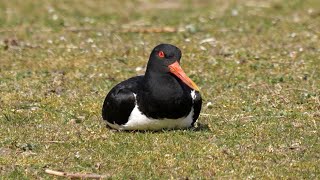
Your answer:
(290, 33), (297, 38)
(199, 46), (207, 51)
(185, 24), (197, 33)
(135, 66), (143, 72)
(231, 9), (238, 16)
(299, 47), (303, 52)
(185, 38), (191, 42)
(206, 102), (213, 109)
(52, 14), (58, 21)
(86, 38), (94, 43)
(59, 36), (66, 41)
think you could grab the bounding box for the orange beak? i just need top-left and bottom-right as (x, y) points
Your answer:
(168, 61), (200, 91)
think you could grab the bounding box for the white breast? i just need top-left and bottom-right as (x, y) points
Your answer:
(106, 91), (196, 131)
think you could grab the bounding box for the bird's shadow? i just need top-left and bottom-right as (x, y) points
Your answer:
(106, 122), (211, 133)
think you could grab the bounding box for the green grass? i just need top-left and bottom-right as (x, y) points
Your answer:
(0, 0), (319, 179)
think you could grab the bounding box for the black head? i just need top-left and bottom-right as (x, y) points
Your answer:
(145, 44), (199, 91)
(146, 44), (182, 73)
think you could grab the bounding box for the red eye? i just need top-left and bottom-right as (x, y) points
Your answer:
(158, 51), (165, 58)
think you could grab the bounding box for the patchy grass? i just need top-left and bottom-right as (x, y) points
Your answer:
(0, 0), (319, 179)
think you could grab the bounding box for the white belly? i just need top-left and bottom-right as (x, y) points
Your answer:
(106, 91), (196, 131)
(106, 105), (194, 130)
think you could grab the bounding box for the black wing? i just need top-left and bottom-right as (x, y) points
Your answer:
(102, 76), (143, 125)
(192, 91), (202, 126)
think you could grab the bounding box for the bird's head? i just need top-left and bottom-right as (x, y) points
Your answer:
(147, 44), (199, 91)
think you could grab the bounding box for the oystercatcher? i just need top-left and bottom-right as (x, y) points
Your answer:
(102, 44), (202, 130)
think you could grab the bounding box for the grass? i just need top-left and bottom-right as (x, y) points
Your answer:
(0, 0), (319, 179)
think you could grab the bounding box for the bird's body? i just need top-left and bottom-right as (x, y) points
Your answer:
(102, 44), (202, 130)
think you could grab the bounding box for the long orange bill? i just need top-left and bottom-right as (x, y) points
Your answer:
(168, 61), (200, 91)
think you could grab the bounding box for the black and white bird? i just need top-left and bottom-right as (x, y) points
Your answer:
(102, 44), (202, 130)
